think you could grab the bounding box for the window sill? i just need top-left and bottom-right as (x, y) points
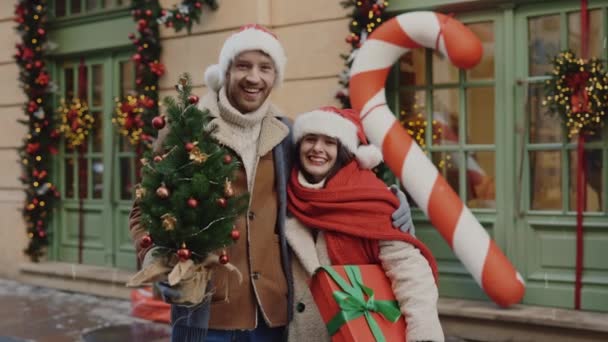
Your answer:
(439, 297), (608, 333)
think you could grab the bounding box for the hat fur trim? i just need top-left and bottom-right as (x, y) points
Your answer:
(293, 110), (359, 153)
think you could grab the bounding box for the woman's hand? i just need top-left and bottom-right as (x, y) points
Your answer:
(390, 184), (415, 236)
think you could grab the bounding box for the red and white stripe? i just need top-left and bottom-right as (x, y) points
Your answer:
(349, 11), (525, 307)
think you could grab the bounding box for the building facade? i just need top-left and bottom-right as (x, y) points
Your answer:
(1, 0), (607, 339)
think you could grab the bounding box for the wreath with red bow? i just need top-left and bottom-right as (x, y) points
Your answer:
(544, 50), (608, 137)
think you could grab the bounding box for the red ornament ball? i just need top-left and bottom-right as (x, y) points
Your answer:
(223, 154), (233, 164)
(217, 197), (227, 208)
(132, 53), (142, 63)
(145, 9), (153, 17)
(139, 235), (153, 249)
(152, 115), (166, 130)
(177, 247), (192, 262)
(153, 155), (163, 163)
(137, 19), (147, 30)
(230, 229), (240, 241)
(185, 142), (195, 152)
(156, 186), (170, 199)
(219, 254), (229, 264)
(187, 197), (198, 208)
(188, 95), (200, 104)
(38, 230), (47, 238)
(37, 28), (46, 36)
(195, 2), (202, 9)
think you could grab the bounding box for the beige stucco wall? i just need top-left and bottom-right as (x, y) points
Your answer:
(158, 0), (349, 120)
(0, 0), (350, 279)
(0, 1), (29, 278)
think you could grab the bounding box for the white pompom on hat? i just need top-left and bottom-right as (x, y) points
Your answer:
(293, 106), (383, 169)
(204, 24), (287, 92)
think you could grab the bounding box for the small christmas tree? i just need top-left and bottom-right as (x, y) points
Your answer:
(136, 73), (248, 265)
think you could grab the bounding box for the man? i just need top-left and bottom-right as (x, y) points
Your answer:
(129, 24), (413, 341)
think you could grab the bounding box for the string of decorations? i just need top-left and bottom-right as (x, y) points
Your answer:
(543, 50), (608, 138)
(14, 0), (60, 261)
(336, 0), (390, 108)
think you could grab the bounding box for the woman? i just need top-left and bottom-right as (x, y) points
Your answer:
(286, 106), (444, 342)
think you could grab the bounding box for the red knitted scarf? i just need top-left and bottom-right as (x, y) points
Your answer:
(287, 161), (438, 280)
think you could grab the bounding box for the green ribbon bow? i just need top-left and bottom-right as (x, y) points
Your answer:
(318, 265), (402, 342)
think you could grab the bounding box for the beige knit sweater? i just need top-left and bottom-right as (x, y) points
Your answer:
(286, 174), (444, 342)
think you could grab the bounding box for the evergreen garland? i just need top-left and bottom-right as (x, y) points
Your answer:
(336, 0), (390, 108)
(15, 0), (60, 261)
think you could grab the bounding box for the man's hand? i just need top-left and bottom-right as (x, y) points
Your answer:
(156, 281), (183, 303)
(390, 184), (415, 236)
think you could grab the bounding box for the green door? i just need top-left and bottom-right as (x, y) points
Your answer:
(513, 1), (608, 311)
(55, 51), (137, 270)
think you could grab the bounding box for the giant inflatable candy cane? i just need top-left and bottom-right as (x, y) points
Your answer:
(350, 11), (525, 307)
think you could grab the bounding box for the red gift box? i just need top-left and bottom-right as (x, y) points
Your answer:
(130, 287), (171, 323)
(309, 264), (406, 342)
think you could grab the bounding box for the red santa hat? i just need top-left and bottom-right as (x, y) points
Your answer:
(204, 24), (287, 91)
(293, 106), (383, 169)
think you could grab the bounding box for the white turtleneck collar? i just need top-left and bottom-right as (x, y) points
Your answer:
(297, 171), (326, 189)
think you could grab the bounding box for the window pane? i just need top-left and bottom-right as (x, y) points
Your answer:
(71, 0), (82, 14)
(79, 64), (88, 101)
(120, 61), (135, 97)
(92, 64), (103, 107)
(120, 157), (134, 200)
(569, 149), (603, 212)
(528, 83), (562, 143)
(86, 0), (96, 11)
(528, 15), (561, 76)
(78, 158), (89, 198)
(119, 135), (132, 152)
(568, 9), (603, 58)
(432, 89), (459, 146)
(399, 50), (426, 86)
(400, 90), (427, 147)
(91, 111), (103, 153)
(433, 151), (460, 194)
(466, 87), (495, 145)
(55, 0), (67, 17)
(64, 68), (74, 101)
(530, 150), (562, 210)
(466, 22), (495, 80)
(433, 51), (458, 84)
(467, 151), (496, 209)
(92, 158), (103, 199)
(64, 158), (75, 199)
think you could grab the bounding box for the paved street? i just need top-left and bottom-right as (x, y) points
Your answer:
(0, 278), (473, 342)
(0, 278), (170, 342)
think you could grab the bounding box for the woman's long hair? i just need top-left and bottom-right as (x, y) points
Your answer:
(295, 137), (354, 185)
